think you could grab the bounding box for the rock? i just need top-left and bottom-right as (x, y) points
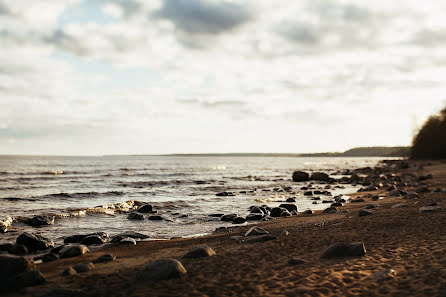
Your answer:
(245, 213), (264, 221)
(363, 204), (377, 209)
(42, 253), (59, 263)
(323, 207), (337, 214)
(73, 262), (94, 273)
(279, 204), (297, 212)
(147, 215), (163, 221)
(0, 255), (35, 279)
(281, 210), (291, 217)
(136, 204), (153, 213)
(208, 214), (224, 218)
(270, 207), (286, 217)
(24, 215), (54, 227)
(304, 191), (313, 196)
(39, 288), (88, 297)
(303, 209), (313, 215)
(111, 232), (149, 242)
(388, 189), (402, 197)
(243, 235), (277, 244)
(81, 235), (107, 245)
(350, 198), (365, 203)
(61, 267), (77, 276)
(64, 232), (108, 244)
(404, 192), (420, 200)
(127, 212), (144, 220)
(92, 254), (116, 264)
(51, 246), (65, 254)
(232, 217), (246, 224)
(245, 227), (268, 236)
(10, 244), (28, 255)
(286, 198), (296, 202)
(16, 232), (54, 253)
(220, 214), (237, 222)
(120, 237), (136, 245)
(419, 206), (441, 213)
(0, 243), (13, 253)
(249, 206), (264, 214)
(216, 191), (235, 197)
(281, 230), (289, 236)
(391, 203), (409, 209)
(4, 270), (46, 292)
(416, 186), (430, 194)
(136, 259), (187, 282)
(288, 258), (306, 265)
(292, 171), (309, 182)
(370, 269), (397, 282)
(321, 242), (366, 259)
(358, 209), (373, 217)
(310, 172), (330, 182)
(182, 246), (216, 259)
(60, 245), (89, 259)
(331, 202), (343, 207)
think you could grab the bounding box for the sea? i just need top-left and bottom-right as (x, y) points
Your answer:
(0, 156), (388, 244)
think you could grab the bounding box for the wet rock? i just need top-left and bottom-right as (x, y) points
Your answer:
(10, 244), (28, 256)
(279, 204), (297, 212)
(358, 209), (373, 217)
(60, 245), (89, 259)
(281, 210), (291, 217)
(220, 214), (237, 222)
(249, 206), (264, 214)
(136, 204), (153, 213)
(136, 259), (187, 282)
(16, 232), (54, 253)
(303, 209), (313, 215)
(246, 213), (264, 221)
(243, 235), (277, 244)
(81, 235), (107, 245)
(92, 253), (116, 264)
(182, 246), (216, 259)
(404, 192), (420, 200)
(112, 232), (149, 241)
(208, 214), (224, 218)
(120, 237), (136, 245)
(216, 191), (235, 197)
(73, 262), (94, 273)
(4, 270), (46, 292)
(127, 212), (144, 220)
(331, 202), (343, 207)
(0, 255), (35, 279)
(304, 191), (313, 196)
(310, 172), (330, 182)
(388, 189), (403, 197)
(42, 253), (59, 263)
(288, 258), (306, 265)
(350, 198), (365, 203)
(416, 186), (430, 194)
(245, 226), (268, 236)
(148, 215), (163, 221)
(232, 217), (246, 224)
(270, 207), (287, 217)
(292, 171), (309, 182)
(370, 269), (397, 282)
(50, 246), (64, 254)
(24, 215), (54, 227)
(321, 242), (366, 259)
(419, 206), (441, 213)
(61, 267), (77, 276)
(363, 204), (377, 209)
(286, 197), (296, 202)
(323, 207), (337, 214)
(64, 232), (108, 244)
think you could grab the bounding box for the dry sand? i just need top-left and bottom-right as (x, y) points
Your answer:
(7, 160), (446, 297)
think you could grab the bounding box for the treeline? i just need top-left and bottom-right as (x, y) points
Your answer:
(411, 106), (446, 159)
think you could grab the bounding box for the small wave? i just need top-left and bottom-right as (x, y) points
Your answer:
(37, 191), (125, 200)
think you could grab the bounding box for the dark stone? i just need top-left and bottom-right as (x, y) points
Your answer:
(136, 204), (153, 213)
(42, 253), (59, 263)
(288, 258), (306, 265)
(321, 242), (366, 259)
(292, 171), (309, 182)
(363, 204), (377, 209)
(3, 270), (46, 292)
(120, 237), (136, 245)
(303, 209), (313, 215)
(350, 198), (365, 203)
(323, 207), (337, 214)
(92, 253), (116, 264)
(147, 215), (163, 221)
(24, 215), (54, 227)
(10, 244), (28, 255)
(182, 246), (216, 259)
(0, 255), (35, 279)
(81, 235), (107, 245)
(216, 192), (235, 197)
(310, 172), (330, 182)
(16, 232), (54, 253)
(279, 204), (297, 212)
(127, 212), (144, 220)
(249, 206), (264, 214)
(304, 191), (313, 196)
(220, 214), (237, 222)
(245, 213), (264, 221)
(63, 232), (108, 244)
(281, 211), (291, 217)
(245, 227), (268, 236)
(208, 214), (224, 217)
(232, 217), (246, 224)
(322, 200), (334, 203)
(61, 267), (77, 276)
(136, 259), (187, 282)
(286, 197), (296, 202)
(270, 207), (286, 217)
(73, 262), (94, 273)
(358, 209), (373, 217)
(112, 232), (149, 241)
(243, 235), (277, 244)
(60, 245), (89, 258)
(331, 202), (343, 207)
(416, 186), (430, 194)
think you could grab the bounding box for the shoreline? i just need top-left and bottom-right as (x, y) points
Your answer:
(3, 159), (446, 296)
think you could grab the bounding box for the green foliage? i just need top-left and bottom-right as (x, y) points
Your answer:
(411, 106), (446, 159)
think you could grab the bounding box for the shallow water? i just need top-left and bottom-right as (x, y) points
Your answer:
(0, 156), (387, 243)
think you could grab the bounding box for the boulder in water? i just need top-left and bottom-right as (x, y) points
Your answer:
(220, 214), (237, 222)
(136, 204), (153, 213)
(292, 171), (309, 182)
(24, 215), (54, 227)
(16, 232), (54, 253)
(279, 204), (297, 212)
(127, 213), (144, 220)
(310, 172), (330, 182)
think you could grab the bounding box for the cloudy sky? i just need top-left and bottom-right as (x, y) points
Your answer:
(1, 0), (446, 155)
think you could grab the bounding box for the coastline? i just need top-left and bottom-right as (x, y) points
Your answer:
(4, 159), (446, 296)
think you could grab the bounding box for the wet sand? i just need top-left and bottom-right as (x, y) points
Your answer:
(7, 160), (446, 297)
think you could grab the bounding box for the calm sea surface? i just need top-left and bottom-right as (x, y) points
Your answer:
(0, 156), (387, 244)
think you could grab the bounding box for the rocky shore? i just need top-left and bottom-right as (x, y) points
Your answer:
(2, 159), (446, 296)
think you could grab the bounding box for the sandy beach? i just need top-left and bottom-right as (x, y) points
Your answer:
(3, 160), (446, 297)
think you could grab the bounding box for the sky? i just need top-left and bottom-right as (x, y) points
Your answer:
(1, 0), (446, 155)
